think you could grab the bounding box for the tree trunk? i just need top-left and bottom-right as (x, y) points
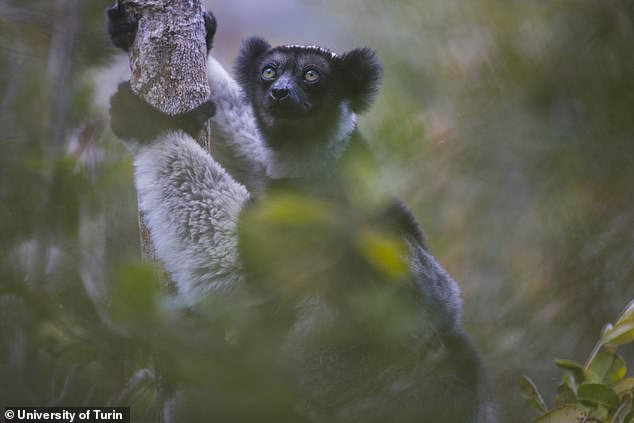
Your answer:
(116, 2), (211, 419)
(118, 0), (211, 283)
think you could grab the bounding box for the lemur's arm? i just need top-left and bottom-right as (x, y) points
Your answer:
(133, 131), (249, 306)
(106, 2), (267, 196)
(110, 82), (249, 306)
(107, 3), (259, 304)
(205, 57), (268, 197)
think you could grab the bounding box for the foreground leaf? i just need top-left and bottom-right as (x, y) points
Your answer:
(519, 375), (548, 413)
(577, 383), (620, 409)
(555, 359), (586, 385)
(529, 405), (587, 423)
(602, 321), (634, 348)
(586, 348), (627, 384)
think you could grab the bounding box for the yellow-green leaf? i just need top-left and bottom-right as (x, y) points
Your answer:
(586, 348), (627, 384)
(252, 193), (335, 226)
(612, 377), (634, 397)
(529, 405), (587, 423)
(602, 321), (634, 347)
(518, 375), (548, 413)
(355, 229), (408, 281)
(555, 359), (586, 384)
(615, 299), (634, 327)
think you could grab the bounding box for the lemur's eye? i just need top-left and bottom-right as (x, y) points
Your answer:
(304, 69), (320, 83)
(261, 67), (277, 80)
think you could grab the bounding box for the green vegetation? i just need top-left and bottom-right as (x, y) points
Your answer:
(1, 1), (633, 422)
(520, 300), (634, 422)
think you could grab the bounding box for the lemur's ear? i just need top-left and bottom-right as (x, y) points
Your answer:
(234, 37), (272, 90)
(338, 47), (383, 113)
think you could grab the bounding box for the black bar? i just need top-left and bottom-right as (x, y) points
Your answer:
(2, 408), (130, 423)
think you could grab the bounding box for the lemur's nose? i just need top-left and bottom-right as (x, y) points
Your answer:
(271, 88), (290, 101)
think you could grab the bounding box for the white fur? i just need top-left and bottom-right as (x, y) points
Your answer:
(134, 131), (249, 306)
(264, 101), (357, 179)
(206, 56), (268, 198)
(280, 44), (339, 59)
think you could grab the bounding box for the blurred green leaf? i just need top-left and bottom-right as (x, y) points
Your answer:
(615, 300), (634, 327)
(355, 228), (408, 281)
(613, 378), (634, 397)
(586, 349), (627, 384)
(587, 405), (609, 421)
(555, 359), (586, 385)
(602, 322), (634, 348)
(251, 193), (335, 226)
(554, 383), (576, 408)
(577, 383), (620, 409)
(109, 262), (159, 327)
(519, 375), (548, 413)
(529, 405), (587, 423)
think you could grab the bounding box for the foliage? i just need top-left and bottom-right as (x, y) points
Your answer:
(1, 1), (634, 422)
(519, 300), (634, 423)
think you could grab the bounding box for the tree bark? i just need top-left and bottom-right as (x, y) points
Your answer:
(116, 2), (211, 419)
(117, 0), (211, 282)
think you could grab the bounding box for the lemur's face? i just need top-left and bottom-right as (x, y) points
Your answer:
(254, 49), (339, 127)
(235, 38), (383, 149)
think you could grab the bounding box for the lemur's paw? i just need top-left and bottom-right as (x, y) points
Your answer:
(106, 1), (138, 52)
(177, 100), (217, 136)
(109, 82), (167, 141)
(110, 82), (216, 141)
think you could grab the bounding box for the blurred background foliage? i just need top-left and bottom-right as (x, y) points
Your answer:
(1, 0), (633, 422)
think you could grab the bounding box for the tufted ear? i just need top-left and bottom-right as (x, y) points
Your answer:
(234, 36), (272, 92)
(338, 47), (383, 113)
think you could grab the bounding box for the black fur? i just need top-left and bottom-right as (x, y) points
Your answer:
(233, 38), (494, 422)
(336, 47), (383, 113)
(234, 36), (273, 90)
(109, 82), (215, 142)
(106, 1), (137, 52)
(233, 37), (383, 152)
(203, 11), (217, 52)
(106, 2), (217, 53)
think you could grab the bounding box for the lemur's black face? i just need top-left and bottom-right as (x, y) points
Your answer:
(255, 49), (339, 127)
(235, 37), (383, 150)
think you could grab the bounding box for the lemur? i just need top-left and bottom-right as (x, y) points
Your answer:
(107, 3), (495, 422)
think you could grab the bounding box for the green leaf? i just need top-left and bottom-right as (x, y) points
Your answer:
(555, 383), (576, 407)
(602, 321), (634, 348)
(623, 410), (634, 423)
(587, 405), (609, 421)
(615, 299), (634, 327)
(577, 383), (620, 409)
(612, 377), (634, 396)
(529, 406), (587, 423)
(355, 228), (408, 281)
(562, 372), (578, 393)
(599, 299), (634, 348)
(251, 193), (335, 226)
(555, 359), (586, 384)
(110, 262), (159, 326)
(586, 348), (627, 384)
(518, 375), (548, 413)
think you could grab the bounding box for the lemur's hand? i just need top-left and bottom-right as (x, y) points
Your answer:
(106, 2), (217, 53)
(110, 82), (215, 142)
(106, 2), (138, 52)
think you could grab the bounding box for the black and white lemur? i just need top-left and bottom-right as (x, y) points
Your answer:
(107, 3), (496, 422)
